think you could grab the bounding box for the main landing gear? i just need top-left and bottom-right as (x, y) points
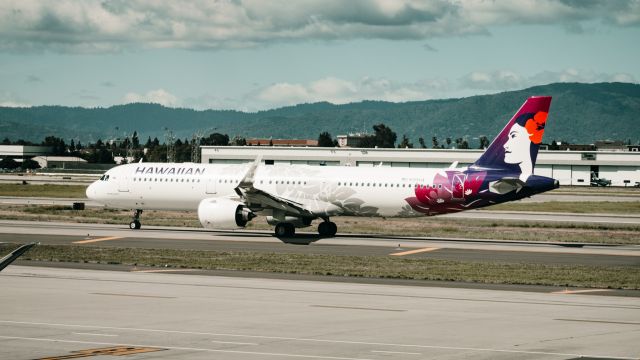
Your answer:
(318, 219), (337, 237)
(275, 222), (295, 237)
(129, 209), (142, 230)
(273, 218), (337, 238)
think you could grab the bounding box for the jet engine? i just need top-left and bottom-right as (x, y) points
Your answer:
(198, 198), (255, 230)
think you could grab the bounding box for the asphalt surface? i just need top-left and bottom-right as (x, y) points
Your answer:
(0, 220), (638, 267)
(1, 266), (639, 360)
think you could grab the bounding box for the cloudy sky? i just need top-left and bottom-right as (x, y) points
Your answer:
(0, 0), (638, 111)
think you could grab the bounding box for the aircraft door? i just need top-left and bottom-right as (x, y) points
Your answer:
(452, 173), (465, 200)
(206, 178), (217, 194)
(118, 176), (129, 192)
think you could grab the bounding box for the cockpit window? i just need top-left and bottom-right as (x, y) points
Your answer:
(99, 175), (110, 181)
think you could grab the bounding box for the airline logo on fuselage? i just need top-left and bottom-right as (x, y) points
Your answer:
(134, 166), (205, 176)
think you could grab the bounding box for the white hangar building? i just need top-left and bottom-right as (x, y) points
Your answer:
(201, 146), (640, 187)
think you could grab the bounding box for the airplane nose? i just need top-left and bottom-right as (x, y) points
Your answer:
(86, 182), (96, 199)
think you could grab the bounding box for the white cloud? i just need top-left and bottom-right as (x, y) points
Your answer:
(460, 68), (638, 91)
(0, 91), (30, 107)
(123, 88), (180, 107)
(0, 101), (30, 107)
(255, 76), (429, 108)
(251, 69), (638, 109)
(0, 0), (638, 52)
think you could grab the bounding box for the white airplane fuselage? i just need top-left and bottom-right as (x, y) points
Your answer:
(87, 162), (443, 218)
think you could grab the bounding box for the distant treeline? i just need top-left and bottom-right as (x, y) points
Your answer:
(1, 83), (639, 146)
(3, 121), (499, 165)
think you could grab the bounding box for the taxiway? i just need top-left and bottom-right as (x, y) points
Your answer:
(1, 266), (639, 360)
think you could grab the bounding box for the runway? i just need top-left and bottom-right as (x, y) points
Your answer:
(1, 220), (639, 268)
(1, 265), (639, 360)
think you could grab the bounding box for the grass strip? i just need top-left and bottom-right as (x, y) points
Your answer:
(0, 184), (87, 198)
(3, 243), (638, 290)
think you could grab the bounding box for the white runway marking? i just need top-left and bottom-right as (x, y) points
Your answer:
(1, 320), (637, 359)
(72, 332), (118, 337)
(211, 340), (259, 346)
(0, 335), (373, 360)
(371, 350), (421, 355)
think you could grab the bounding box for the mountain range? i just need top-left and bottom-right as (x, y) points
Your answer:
(1, 82), (638, 146)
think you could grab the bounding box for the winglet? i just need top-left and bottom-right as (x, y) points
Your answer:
(235, 156), (262, 196)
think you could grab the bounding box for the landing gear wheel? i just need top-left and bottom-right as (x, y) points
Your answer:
(275, 223), (295, 237)
(318, 221), (337, 237)
(129, 209), (143, 230)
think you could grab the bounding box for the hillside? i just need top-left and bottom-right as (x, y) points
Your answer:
(1, 82), (639, 145)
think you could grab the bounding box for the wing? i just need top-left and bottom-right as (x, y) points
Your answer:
(0, 242), (38, 272)
(233, 156), (316, 217)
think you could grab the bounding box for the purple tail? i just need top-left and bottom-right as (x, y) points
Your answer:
(472, 96), (552, 174)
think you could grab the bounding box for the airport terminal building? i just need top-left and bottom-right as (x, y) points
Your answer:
(201, 146), (640, 187)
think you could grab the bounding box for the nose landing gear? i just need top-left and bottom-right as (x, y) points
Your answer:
(129, 209), (142, 230)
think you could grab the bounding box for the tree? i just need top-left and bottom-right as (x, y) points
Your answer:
(446, 137), (452, 148)
(372, 123), (396, 148)
(317, 132), (335, 147)
(132, 131), (140, 148)
(42, 136), (67, 155)
(21, 159), (40, 170)
(203, 133), (229, 146)
(398, 135), (413, 148)
(478, 136), (490, 149)
(455, 137), (469, 149)
(1, 138), (10, 145)
(231, 136), (247, 146)
(0, 157), (19, 170)
(431, 136), (438, 148)
(418, 137), (427, 149)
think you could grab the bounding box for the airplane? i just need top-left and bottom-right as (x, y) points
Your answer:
(86, 96), (557, 239)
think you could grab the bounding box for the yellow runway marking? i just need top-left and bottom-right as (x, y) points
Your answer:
(552, 289), (613, 294)
(390, 247), (439, 256)
(73, 236), (123, 244)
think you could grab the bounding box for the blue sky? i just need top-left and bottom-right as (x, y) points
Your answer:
(0, 0), (638, 111)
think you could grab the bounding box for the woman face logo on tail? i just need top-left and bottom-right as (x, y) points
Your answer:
(503, 111), (547, 182)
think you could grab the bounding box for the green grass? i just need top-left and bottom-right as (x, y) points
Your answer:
(0, 183), (87, 198)
(4, 243), (638, 290)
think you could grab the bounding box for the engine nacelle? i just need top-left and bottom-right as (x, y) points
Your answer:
(266, 216), (313, 228)
(198, 198), (255, 230)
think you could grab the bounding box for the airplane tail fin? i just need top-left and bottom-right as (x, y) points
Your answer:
(472, 96), (551, 173)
